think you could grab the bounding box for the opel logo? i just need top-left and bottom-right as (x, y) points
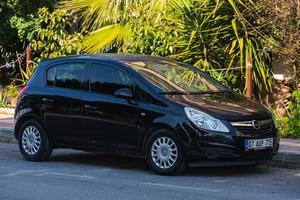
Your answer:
(251, 120), (260, 130)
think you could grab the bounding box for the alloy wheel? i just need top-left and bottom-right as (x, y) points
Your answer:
(151, 136), (178, 169)
(21, 125), (41, 155)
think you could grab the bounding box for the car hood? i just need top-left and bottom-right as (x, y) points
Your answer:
(164, 92), (271, 121)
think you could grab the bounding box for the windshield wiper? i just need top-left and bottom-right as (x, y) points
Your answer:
(188, 90), (232, 94)
(158, 91), (189, 95)
(159, 90), (232, 95)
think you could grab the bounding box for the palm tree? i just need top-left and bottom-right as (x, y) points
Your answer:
(171, 0), (274, 96)
(59, 0), (181, 52)
(59, 0), (275, 99)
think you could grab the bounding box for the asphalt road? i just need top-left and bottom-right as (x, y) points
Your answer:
(0, 143), (299, 200)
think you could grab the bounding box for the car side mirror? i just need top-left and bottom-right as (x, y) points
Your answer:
(114, 88), (133, 99)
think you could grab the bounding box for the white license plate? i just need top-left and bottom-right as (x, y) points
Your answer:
(245, 138), (273, 150)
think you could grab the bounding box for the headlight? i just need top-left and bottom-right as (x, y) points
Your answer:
(184, 107), (230, 133)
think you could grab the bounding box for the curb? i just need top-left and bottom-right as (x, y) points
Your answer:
(271, 151), (300, 169)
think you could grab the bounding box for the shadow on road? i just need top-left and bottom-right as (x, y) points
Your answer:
(49, 149), (272, 177)
(51, 150), (148, 171)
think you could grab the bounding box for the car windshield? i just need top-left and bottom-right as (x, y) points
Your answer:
(124, 58), (229, 94)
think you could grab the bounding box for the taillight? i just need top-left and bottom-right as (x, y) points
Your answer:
(18, 84), (29, 97)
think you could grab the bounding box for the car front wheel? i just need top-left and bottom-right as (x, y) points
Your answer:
(146, 129), (187, 175)
(18, 120), (52, 161)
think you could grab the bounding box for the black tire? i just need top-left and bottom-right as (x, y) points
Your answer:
(18, 120), (52, 162)
(145, 129), (187, 175)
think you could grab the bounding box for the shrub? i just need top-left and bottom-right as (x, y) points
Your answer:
(280, 91), (300, 138)
(11, 7), (83, 64)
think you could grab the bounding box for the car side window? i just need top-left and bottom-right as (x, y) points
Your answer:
(47, 63), (86, 90)
(90, 63), (133, 96)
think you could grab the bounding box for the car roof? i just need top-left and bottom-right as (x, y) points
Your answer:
(41, 54), (175, 65)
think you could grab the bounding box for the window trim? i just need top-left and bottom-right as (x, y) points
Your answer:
(46, 66), (56, 87)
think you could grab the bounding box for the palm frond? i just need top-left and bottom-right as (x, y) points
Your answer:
(83, 23), (132, 53)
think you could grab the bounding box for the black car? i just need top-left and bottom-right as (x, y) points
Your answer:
(15, 54), (279, 175)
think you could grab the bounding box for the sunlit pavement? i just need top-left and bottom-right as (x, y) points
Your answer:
(0, 114), (14, 128)
(0, 143), (299, 200)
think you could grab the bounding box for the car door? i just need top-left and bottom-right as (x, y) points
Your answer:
(83, 62), (140, 150)
(41, 61), (88, 145)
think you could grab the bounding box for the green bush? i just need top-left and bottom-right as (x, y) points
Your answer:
(280, 91), (300, 138)
(0, 0), (57, 66)
(11, 7), (83, 64)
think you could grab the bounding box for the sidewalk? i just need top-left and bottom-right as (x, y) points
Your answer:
(0, 113), (299, 169)
(0, 114), (15, 143)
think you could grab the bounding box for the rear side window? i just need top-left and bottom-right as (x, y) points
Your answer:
(90, 63), (132, 96)
(47, 63), (86, 90)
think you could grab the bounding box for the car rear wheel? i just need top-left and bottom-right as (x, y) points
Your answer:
(18, 120), (52, 161)
(146, 129), (187, 175)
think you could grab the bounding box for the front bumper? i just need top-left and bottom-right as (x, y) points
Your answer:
(178, 122), (280, 167)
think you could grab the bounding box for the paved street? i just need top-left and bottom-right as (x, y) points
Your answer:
(0, 143), (299, 200)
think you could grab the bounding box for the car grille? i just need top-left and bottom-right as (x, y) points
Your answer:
(230, 119), (273, 136)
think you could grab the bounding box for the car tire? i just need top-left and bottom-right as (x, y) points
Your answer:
(145, 129), (187, 175)
(18, 120), (52, 162)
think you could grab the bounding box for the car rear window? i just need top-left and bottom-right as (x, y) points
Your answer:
(47, 63), (86, 90)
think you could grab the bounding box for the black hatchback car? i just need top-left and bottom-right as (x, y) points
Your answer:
(15, 54), (279, 175)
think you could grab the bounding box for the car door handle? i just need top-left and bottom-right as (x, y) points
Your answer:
(42, 98), (54, 103)
(84, 104), (97, 110)
(128, 99), (138, 106)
